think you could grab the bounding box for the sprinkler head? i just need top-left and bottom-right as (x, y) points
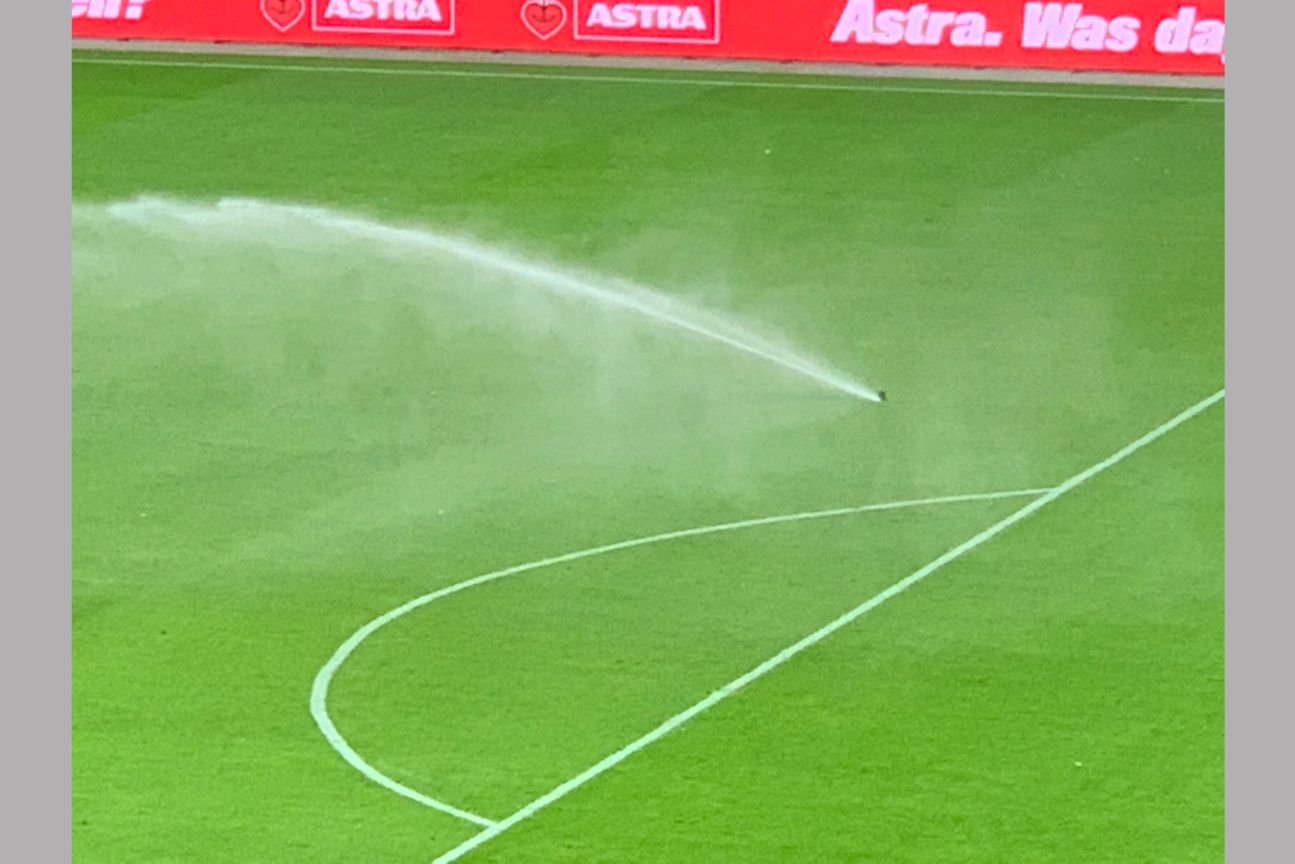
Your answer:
(878, 390), (887, 402)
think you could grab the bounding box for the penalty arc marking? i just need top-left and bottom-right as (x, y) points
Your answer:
(309, 488), (1053, 826)
(310, 388), (1221, 861)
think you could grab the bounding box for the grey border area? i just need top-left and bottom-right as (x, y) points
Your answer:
(1226, 3), (1283, 863)
(72, 37), (1223, 91)
(8, 0), (71, 861)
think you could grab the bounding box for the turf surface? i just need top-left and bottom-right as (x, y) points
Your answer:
(72, 52), (1223, 863)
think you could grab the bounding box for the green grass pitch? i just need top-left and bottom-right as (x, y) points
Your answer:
(72, 52), (1223, 863)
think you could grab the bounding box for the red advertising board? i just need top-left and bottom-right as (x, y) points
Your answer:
(72, 1), (1226, 76)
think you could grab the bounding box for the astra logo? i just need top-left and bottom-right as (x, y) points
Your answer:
(319, 0), (446, 23)
(261, 0), (454, 35)
(573, 1), (721, 43)
(587, 3), (705, 30)
(72, 0), (149, 20)
(831, 1), (1004, 48)
(313, 0), (455, 34)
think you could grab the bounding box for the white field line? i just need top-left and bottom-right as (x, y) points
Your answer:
(70, 56), (1224, 104)
(310, 488), (1051, 826)
(433, 388), (1224, 862)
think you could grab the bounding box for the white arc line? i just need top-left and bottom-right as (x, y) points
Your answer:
(433, 388), (1224, 862)
(70, 57), (1224, 104)
(310, 488), (1051, 826)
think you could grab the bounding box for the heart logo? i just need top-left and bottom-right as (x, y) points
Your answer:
(520, 0), (567, 40)
(261, 0), (305, 33)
